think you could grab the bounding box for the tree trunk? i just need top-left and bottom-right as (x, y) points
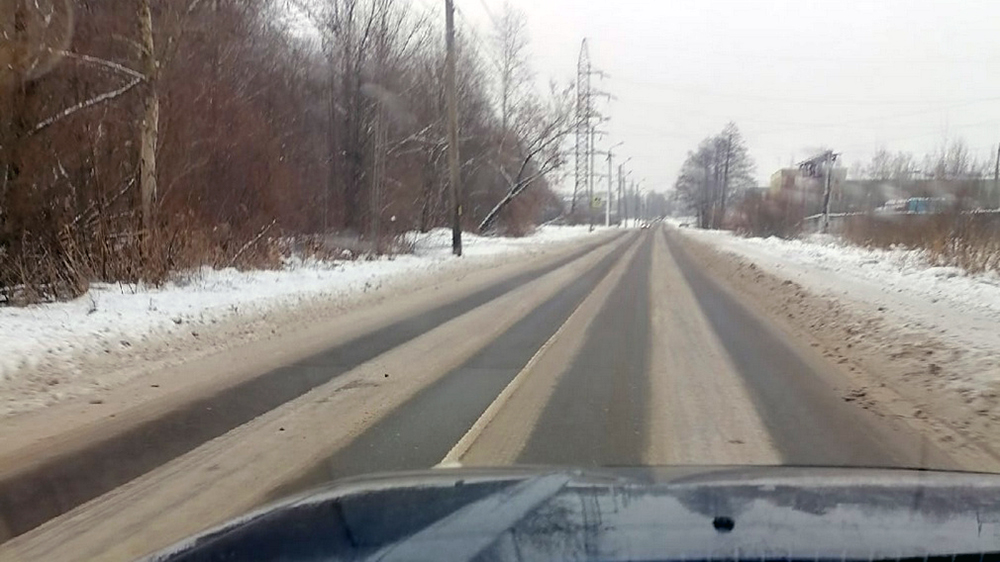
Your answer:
(419, 154), (436, 232)
(479, 162), (531, 234)
(720, 134), (732, 229)
(478, 191), (511, 234)
(1, 3), (28, 237)
(324, 35), (337, 232)
(138, 0), (158, 236)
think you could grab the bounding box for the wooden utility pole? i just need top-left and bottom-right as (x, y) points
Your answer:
(445, 0), (462, 256)
(138, 0), (159, 238)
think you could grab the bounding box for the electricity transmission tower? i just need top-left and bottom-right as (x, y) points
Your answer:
(571, 39), (611, 224)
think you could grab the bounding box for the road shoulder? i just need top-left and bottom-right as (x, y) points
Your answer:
(0, 233), (619, 477)
(672, 227), (1000, 472)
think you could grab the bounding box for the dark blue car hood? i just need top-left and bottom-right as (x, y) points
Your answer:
(146, 466), (1000, 561)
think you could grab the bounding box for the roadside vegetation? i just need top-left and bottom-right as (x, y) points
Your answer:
(672, 122), (756, 231)
(1, 0), (572, 305)
(672, 131), (1000, 274)
(843, 213), (1000, 275)
(840, 142), (1000, 274)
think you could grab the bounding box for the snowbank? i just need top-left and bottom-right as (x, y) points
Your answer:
(0, 226), (604, 398)
(677, 227), (1000, 390)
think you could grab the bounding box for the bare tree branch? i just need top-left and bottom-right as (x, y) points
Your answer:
(228, 219), (276, 267)
(48, 49), (145, 81)
(29, 76), (142, 136)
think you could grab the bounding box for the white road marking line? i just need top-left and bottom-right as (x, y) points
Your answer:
(434, 299), (585, 467)
(436, 234), (642, 468)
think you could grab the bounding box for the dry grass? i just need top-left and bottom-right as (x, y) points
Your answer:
(2, 229), (91, 305)
(1, 212), (286, 306)
(843, 212), (1000, 274)
(730, 190), (804, 239)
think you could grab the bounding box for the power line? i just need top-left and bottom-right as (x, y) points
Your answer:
(411, 0), (437, 14)
(631, 47), (1000, 66)
(836, 121), (1000, 154)
(749, 99), (1000, 137)
(475, 0), (499, 29)
(452, 4), (502, 73)
(615, 76), (1000, 107)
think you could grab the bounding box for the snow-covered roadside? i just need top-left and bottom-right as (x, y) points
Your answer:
(0, 226), (607, 416)
(673, 225), (1000, 391)
(670, 223), (1000, 468)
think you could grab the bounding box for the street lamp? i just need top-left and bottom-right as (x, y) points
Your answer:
(587, 125), (610, 232)
(635, 178), (647, 227)
(605, 141), (624, 227)
(619, 157), (632, 227)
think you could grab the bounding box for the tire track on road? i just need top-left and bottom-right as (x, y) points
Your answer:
(270, 233), (643, 497)
(662, 228), (956, 469)
(516, 230), (655, 467)
(0, 233), (624, 543)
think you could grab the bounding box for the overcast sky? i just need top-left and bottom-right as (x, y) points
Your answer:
(454, 0), (1000, 193)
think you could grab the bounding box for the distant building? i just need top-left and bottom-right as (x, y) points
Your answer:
(768, 161), (847, 217)
(769, 169), (798, 194)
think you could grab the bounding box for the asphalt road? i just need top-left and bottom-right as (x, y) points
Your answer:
(0, 226), (956, 561)
(285, 227), (947, 488)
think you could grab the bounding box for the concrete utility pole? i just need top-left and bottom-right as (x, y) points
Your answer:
(994, 142), (999, 209)
(589, 127), (596, 232)
(630, 180), (636, 227)
(604, 142), (623, 227)
(634, 179), (647, 227)
(636, 188), (642, 226)
(821, 151), (836, 234)
(618, 159), (631, 228)
(606, 151), (613, 227)
(445, 0), (461, 255)
(617, 165), (624, 226)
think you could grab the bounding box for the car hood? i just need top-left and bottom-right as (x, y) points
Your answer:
(147, 465), (1000, 561)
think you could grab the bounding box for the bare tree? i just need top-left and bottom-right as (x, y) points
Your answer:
(675, 139), (715, 229)
(478, 82), (574, 233)
(3, 0), (568, 303)
(675, 123), (754, 229)
(1, 0), (75, 215)
(476, 4), (566, 234)
(489, 2), (531, 139)
(863, 147), (916, 181)
(714, 122), (754, 228)
(923, 138), (989, 181)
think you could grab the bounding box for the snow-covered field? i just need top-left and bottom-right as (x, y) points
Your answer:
(673, 222), (1000, 392)
(0, 226), (605, 413)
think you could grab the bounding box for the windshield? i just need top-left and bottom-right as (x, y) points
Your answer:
(2, 0), (1000, 560)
